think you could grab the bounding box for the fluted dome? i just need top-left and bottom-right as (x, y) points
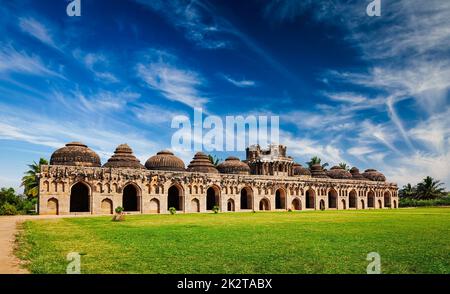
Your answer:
(326, 166), (352, 179)
(310, 164), (328, 178)
(292, 163), (311, 176)
(350, 167), (366, 180)
(362, 169), (386, 182)
(187, 152), (218, 173)
(217, 156), (250, 174)
(103, 144), (144, 169)
(50, 142), (101, 167)
(145, 150), (185, 171)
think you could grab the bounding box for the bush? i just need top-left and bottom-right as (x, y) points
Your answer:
(212, 205), (219, 214)
(115, 206), (124, 214)
(399, 196), (450, 207)
(169, 207), (176, 215)
(0, 202), (18, 215)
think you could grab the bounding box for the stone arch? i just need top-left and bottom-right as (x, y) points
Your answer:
(368, 191), (375, 208)
(259, 198), (270, 211)
(227, 199), (235, 212)
(47, 198), (58, 215)
(70, 182), (90, 213)
(341, 199), (346, 210)
(206, 185), (220, 210)
(122, 183), (141, 212)
(43, 181), (49, 192)
(240, 186), (253, 210)
(349, 190), (357, 209)
(149, 198), (160, 213)
(291, 198), (301, 211)
(384, 191), (391, 208)
(275, 188), (287, 209)
(168, 184), (184, 211)
(361, 199), (365, 209)
(305, 188), (315, 209)
(378, 199), (383, 209)
(328, 188), (338, 209)
(191, 198), (200, 212)
(393, 200), (397, 208)
(101, 198), (113, 214)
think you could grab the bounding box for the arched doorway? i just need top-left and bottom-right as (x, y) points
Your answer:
(70, 182), (90, 212)
(47, 198), (58, 215)
(227, 199), (235, 211)
(305, 189), (315, 209)
(378, 199), (382, 209)
(319, 199), (325, 210)
(328, 189), (337, 209)
(123, 184), (139, 212)
(393, 200), (397, 208)
(168, 185), (183, 211)
(149, 198), (160, 213)
(191, 198), (200, 212)
(292, 198), (301, 210)
(384, 192), (391, 208)
(361, 199), (365, 209)
(275, 189), (286, 209)
(259, 198), (270, 211)
(240, 187), (253, 210)
(101, 198), (113, 214)
(341, 199), (346, 210)
(368, 191), (375, 208)
(206, 186), (220, 210)
(349, 190), (357, 209)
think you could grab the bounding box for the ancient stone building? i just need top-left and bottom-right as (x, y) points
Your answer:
(38, 142), (399, 215)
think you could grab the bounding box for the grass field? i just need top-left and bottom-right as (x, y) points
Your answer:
(15, 207), (450, 274)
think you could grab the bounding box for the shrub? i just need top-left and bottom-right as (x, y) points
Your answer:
(0, 202), (18, 215)
(399, 196), (450, 207)
(212, 205), (219, 214)
(169, 207), (176, 215)
(115, 206), (124, 214)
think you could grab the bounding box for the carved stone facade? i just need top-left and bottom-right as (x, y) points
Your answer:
(38, 142), (399, 215)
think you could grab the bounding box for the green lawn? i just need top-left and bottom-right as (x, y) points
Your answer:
(15, 207), (450, 274)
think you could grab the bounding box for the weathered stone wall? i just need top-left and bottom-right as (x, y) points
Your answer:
(38, 165), (399, 215)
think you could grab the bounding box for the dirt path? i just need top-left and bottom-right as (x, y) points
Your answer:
(0, 214), (105, 274)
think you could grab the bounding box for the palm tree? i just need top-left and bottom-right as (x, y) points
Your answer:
(21, 158), (48, 198)
(306, 156), (329, 170)
(415, 176), (445, 200)
(399, 183), (416, 199)
(338, 162), (350, 171)
(208, 154), (220, 167)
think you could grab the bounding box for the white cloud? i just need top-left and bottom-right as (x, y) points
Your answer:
(0, 45), (64, 78)
(72, 49), (119, 83)
(222, 75), (257, 88)
(18, 17), (57, 49)
(136, 50), (208, 108)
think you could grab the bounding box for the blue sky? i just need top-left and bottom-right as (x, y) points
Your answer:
(0, 0), (449, 190)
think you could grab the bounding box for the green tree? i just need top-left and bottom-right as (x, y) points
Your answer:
(415, 176), (446, 200)
(21, 158), (48, 198)
(208, 154), (221, 167)
(306, 156), (329, 170)
(338, 162), (350, 171)
(399, 183), (416, 199)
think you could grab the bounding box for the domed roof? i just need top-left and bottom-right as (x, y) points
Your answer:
(326, 166), (352, 179)
(292, 163), (311, 176)
(362, 169), (386, 182)
(50, 142), (101, 167)
(310, 164), (328, 178)
(103, 144), (144, 169)
(349, 167), (366, 180)
(217, 156), (250, 174)
(145, 150), (185, 171)
(187, 152), (219, 173)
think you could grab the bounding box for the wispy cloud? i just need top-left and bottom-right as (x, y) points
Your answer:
(136, 49), (208, 108)
(222, 75), (257, 88)
(18, 17), (57, 49)
(0, 44), (64, 78)
(72, 49), (119, 83)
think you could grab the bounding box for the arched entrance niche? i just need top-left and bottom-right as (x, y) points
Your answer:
(328, 189), (338, 209)
(206, 186), (220, 210)
(275, 188), (286, 209)
(168, 185), (184, 211)
(123, 184), (140, 212)
(305, 189), (315, 209)
(70, 182), (90, 213)
(240, 187), (253, 210)
(259, 198), (270, 211)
